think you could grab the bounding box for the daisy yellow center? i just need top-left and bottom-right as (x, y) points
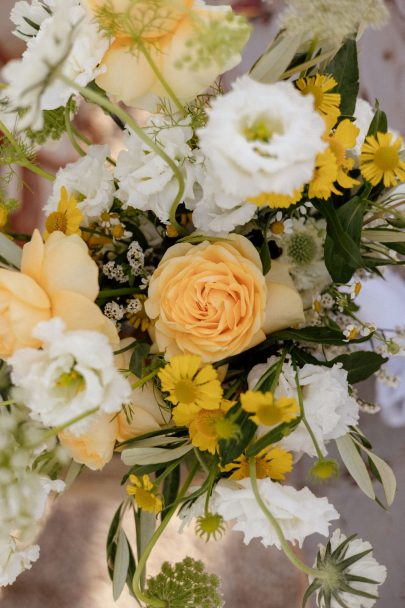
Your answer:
(173, 379), (199, 404)
(135, 488), (160, 512)
(373, 146), (400, 171)
(46, 211), (68, 234)
(270, 221), (285, 235)
(256, 404), (284, 426)
(193, 410), (219, 438)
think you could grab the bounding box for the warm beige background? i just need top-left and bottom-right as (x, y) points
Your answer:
(0, 1), (404, 606)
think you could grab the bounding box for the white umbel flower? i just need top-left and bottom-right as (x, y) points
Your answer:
(197, 76), (326, 199)
(115, 116), (204, 224)
(44, 145), (115, 221)
(248, 359), (359, 456)
(214, 478), (339, 548)
(314, 529), (387, 608)
(3, 2), (108, 131)
(9, 318), (131, 435)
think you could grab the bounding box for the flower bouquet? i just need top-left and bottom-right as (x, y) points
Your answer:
(0, 0), (404, 606)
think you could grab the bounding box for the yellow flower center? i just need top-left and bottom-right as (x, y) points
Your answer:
(244, 118), (283, 143)
(214, 415), (239, 441)
(135, 488), (160, 512)
(55, 369), (85, 395)
(173, 379), (199, 404)
(193, 410), (218, 438)
(45, 211), (68, 235)
(270, 221), (285, 235)
(256, 404), (283, 426)
(373, 146), (399, 171)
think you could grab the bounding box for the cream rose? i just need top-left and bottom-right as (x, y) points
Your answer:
(115, 339), (169, 441)
(59, 414), (118, 471)
(0, 229), (116, 358)
(145, 235), (304, 363)
(85, 0), (249, 110)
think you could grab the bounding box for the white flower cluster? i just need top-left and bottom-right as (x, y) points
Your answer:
(0, 406), (64, 586)
(3, 1), (108, 131)
(115, 116), (204, 224)
(127, 241), (145, 276)
(248, 358), (359, 456)
(9, 318), (131, 436)
(102, 260), (129, 284)
(45, 145), (115, 221)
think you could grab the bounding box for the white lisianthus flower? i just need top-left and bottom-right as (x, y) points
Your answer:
(314, 529), (387, 608)
(353, 99), (375, 159)
(44, 145), (115, 221)
(214, 478), (339, 548)
(9, 318), (131, 435)
(276, 216), (332, 306)
(248, 359), (359, 456)
(115, 116), (204, 224)
(2, 2), (108, 131)
(0, 536), (40, 587)
(197, 76), (326, 199)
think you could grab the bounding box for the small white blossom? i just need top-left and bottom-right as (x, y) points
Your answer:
(214, 478), (339, 549)
(127, 242), (145, 276)
(44, 146), (115, 221)
(102, 260), (129, 284)
(197, 77), (326, 200)
(115, 116), (204, 224)
(9, 318), (131, 436)
(126, 298), (143, 314)
(248, 359), (359, 456)
(104, 302), (125, 321)
(3, 2), (108, 131)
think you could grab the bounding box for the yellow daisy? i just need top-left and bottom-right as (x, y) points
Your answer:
(188, 400), (236, 454)
(240, 390), (299, 427)
(360, 131), (405, 187)
(224, 445), (293, 481)
(158, 355), (223, 426)
(44, 186), (83, 240)
(308, 148), (339, 200)
(247, 188), (303, 209)
(327, 119), (360, 190)
(296, 74), (341, 130)
(127, 474), (163, 514)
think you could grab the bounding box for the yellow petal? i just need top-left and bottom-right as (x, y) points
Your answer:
(20, 229), (44, 285)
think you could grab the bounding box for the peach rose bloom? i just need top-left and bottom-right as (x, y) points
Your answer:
(0, 229), (116, 358)
(84, 0), (248, 109)
(145, 235), (305, 363)
(115, 338), (169, 441)
(60, 414), (118, 471)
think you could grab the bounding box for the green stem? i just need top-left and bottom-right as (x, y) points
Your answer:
(97, 287), (143, 299)
(0, 119), (55, 182)
(132, 370), (159, 390)
(0, 400), (16, 407)
(30, 407), (99, 447)
(204, 458), (219, 515)
(132, 462), (199, 607)
(248, 458), (326, 580)
(292, 359), (324, 460)
(64, 103), (86, 157)
(59, 76), (186, 235)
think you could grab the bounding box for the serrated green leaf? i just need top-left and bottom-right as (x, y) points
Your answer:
(328, 39), (359, 117)
(121, 443), (192, 466)
(336, 435), (375, 501)
(113, 529), (130, 601)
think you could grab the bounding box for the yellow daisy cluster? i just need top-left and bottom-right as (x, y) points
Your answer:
(127, 474), (163, 514)
(240, 390), (299, 427)
(223, 445), (293, 482)
(158, 355), (238, 454)
(44, 186), (82, 240)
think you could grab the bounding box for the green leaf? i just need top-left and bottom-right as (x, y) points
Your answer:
(329, 351), (387, 384)
(113, 529), (130, 601)
(351, 437), (397, 506)
(260, 238), (271, 275)
(129, 342), (150, 378)
(106, 503), (123, 580)
(267, 326), (369, 346)
(246, 416), (302, 457)
(63, 460), (83, 489)
(336, 435), (375, 501)
(0, 233), (22, 269)
(328, 39), (359, 117)
(250, 32), (302, 83)
(219, 407), (257, 466)
(367, 105), (388, 136)
(381, 241), (405, 255)
(162, 464), (181, 520)
(121, 443), (193, 466)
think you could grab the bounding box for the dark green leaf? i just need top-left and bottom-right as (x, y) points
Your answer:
(129, 342), (151, 378)
(106, 503), (124, 580)
(381, 241), (405, 255)
(267, 326), (369, 346)
(219, 406), (257, 466)
(161, 464), (181, 520)
(328, 39), (359, 116)
(301, 579), (322, 608)
(329, 351), (387, 383)
(367, 105), (388, 136)
(260, 238), (272, 275)
(246, 416), (302, 457)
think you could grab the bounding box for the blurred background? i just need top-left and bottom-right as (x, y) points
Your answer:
(0, 1), (404, 606)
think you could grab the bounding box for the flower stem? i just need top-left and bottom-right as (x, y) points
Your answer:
(97, 287), (143, 299)
(64, 102), (86, 157)
(0, 119), (55, 182)
(248, 458), (326, 580)
(29, 407), (99, 447)
(292, 358), (324, 460)
(132, 370), (159, 390)
(59, 77), (186, 235)
(132, 462), (199, 607)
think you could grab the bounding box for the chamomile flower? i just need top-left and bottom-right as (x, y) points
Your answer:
(224, 445), (293, 481)
(158, 355), (223, 426)
(343, 324), (360, 341)
(240, 390), (299, 427)
(127, 474), (163, 515)
(44, 187), (82, 240)
(360, 132), (405, 187)
(296, 74), (341, 130)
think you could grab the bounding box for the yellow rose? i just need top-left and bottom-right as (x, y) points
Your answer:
(85, 0), (248, 109)
(115, 338), (169, 441)
(145, 235), (305, 363)
(60, 414), (118, 471)
(0, 229), (116, 358)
